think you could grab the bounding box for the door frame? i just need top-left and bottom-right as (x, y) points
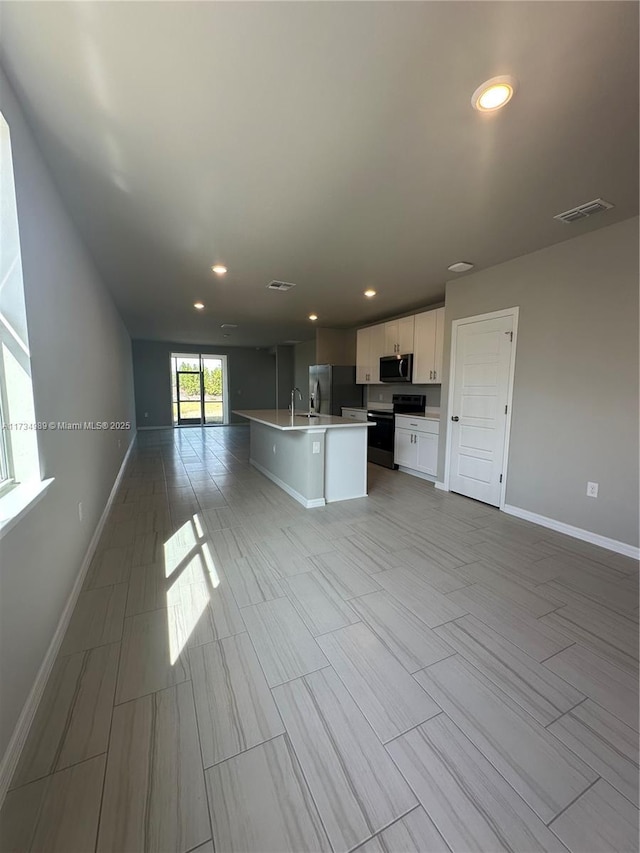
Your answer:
(170, 352), (230, 426)
(442, 307), (519, 509)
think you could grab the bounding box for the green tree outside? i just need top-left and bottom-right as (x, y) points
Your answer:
(177, 361), (222, 399)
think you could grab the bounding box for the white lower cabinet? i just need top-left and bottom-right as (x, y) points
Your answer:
(415, 431), (438, 475)
(394, 415), (439, 478)
(341, 408), (368, 422)
(394, 428), (417, 468)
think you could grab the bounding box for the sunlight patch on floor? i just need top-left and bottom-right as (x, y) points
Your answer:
(164, 518), (199, 577)
(165, 513), (221, 663)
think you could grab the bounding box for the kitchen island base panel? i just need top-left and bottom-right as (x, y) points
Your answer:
(251, 458), (326, 509)
(249, 422), (325, 508)
(237, 414), (369, 509)
(325, 427), (368, 503)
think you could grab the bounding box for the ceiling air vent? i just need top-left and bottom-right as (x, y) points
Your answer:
(553, 198), (614, 224)
(267, 280), (297, 291)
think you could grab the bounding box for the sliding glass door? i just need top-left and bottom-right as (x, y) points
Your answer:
(171, 353), (228, 426)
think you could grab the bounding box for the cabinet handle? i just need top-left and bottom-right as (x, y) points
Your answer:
(433, 370), (437, 381)
(429, 370), (432, 380)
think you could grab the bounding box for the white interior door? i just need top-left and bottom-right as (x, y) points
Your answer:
(448, 313), (515, 506)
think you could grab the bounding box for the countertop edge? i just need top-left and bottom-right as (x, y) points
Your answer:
(233, 410), (374, 431)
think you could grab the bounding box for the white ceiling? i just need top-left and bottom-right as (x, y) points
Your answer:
(1, 1), (638, 347)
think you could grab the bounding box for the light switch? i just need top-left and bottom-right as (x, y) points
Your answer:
(312, 441), (320, 454)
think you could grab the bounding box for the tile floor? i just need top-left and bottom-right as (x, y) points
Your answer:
(1, 425), (638, 853)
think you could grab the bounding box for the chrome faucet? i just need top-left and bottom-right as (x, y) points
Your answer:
(290, 387), (303, 417)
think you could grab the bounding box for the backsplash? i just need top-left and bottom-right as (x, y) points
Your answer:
(365, 383), (441, 408)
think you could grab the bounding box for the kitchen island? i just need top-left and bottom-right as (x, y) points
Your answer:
(233, 410), (371, 508)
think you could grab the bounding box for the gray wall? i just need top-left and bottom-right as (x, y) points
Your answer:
(275, 345), (294, 409)
(316, 328), (357, 364)
(293, 339), (316, 410)
(440, 217), (639, 548)
(132, 339), (276, 426)
(0, 68), (135, 758)
(293, 331), (359, 411)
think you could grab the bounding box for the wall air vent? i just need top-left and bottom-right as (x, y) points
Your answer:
(220, 324), (238, 329)
(267, 280), (297, 291)
(553, 198), (614, 224)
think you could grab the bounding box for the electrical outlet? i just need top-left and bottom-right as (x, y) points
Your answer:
(78, 501), (83, 522)
(586, 481), (599, 498)
(312, 441), (320, 454)
(144, 412), (149, 418)
(378, 393), (383, 401)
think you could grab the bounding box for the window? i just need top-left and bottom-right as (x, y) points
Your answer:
(0, 386), (11, 491)
(170, 353), (229, 426)
(0, 111), (46, 531)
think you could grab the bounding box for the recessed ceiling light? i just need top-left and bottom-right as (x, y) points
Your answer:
(308, 314), (318, 321)
(471, 76), (517, 112)
(212, 264), (228, 275)
(364, 289), (377, 298)
(447, 262), (474, 273)
(194, 302), (205, 310)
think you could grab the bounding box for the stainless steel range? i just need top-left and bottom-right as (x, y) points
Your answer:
(367, 393), (426, 469)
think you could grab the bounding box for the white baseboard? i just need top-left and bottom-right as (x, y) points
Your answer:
(137, 425), (169, 431)
(503, 504), (640, 560)
(325, 492), (368, 504)
(434, 481), (448, 492)
(250, 458), (325, 509)
(398, 466), (436, 483)
(0, 435), (137, 807)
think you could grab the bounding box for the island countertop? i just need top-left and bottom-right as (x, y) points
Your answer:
(233, 409), (373, 431)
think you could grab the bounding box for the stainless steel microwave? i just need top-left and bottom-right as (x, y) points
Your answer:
(379, 353), (413, 383)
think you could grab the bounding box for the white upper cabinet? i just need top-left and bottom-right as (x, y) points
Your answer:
(369, 323), (386, 382)
(433, 307), (445, 381)
(384, 316), (415, 355)
(357, 308), (442, 384)
(413, 307), (445, 384)
(356, 327), (372, 384)
(356, 323), (386, 384)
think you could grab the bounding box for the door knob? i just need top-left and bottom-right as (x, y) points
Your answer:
(451, 416), (459, 422)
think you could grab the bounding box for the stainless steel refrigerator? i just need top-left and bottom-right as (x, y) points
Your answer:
(309, 365), (363, 416)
